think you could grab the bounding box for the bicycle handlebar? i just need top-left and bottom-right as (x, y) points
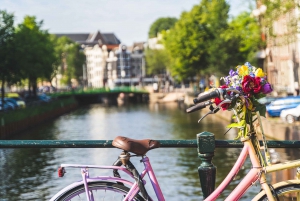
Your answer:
(186, 101), (211, 113)
(193, 88), (223, 104)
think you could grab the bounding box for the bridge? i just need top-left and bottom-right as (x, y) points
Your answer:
(49, 87), (149, 105)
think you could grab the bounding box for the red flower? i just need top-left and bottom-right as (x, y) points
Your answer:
(214, 97), (229, 110)
(220, 85), (228, 89)
(242, 75), (262, 95)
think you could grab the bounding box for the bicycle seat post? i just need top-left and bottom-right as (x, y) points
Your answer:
(197, 131), (216, 199)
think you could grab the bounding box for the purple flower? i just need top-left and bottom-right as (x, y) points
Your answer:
(229, 69), (237, 77)
(224, 75), (231, 85)
(261, 83), (273, 94)
(236, 86), (242, 92)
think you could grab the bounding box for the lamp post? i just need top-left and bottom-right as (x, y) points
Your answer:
(120, 45), (127, 87)
(82, 63), (87, 89)
(141, 55), (145, 87)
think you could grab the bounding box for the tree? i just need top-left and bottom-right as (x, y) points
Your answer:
(145, 48), (169, 75)
(146, 17), (177, 78)
(0, 10), (17, 104)
(221, 12), (262, 70)
(209, 11), (261, 75)
(148, 17), (177, 38)
(14, 16), (56, 97)
(51, 35), (85, 87)
(164, 0), (230, 81)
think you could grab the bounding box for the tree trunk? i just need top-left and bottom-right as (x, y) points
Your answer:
(32, 78), (37, 97)
(1, 79), (5, 108)
(28, 79), (32, 98)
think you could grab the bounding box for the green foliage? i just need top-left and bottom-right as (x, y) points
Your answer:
(0, 10), (17, 100)
(214, 11), (261, 74)
(148, 17), (177, 38)
(145, 48), (169, 75)
(14, 16), (56, 96)
(163, 0), (230, 80)
(51, 35), (85, 86)
(0, 12), (85, 93)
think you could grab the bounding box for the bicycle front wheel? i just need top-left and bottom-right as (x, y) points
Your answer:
(51, 181), (145, 201)
(254, 181), (300, 201)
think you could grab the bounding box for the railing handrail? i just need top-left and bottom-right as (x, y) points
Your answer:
(0, 139), (300, 148)
(2, 132), (300, 199)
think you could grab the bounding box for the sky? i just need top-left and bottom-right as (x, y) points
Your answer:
(2, 0), (253, 46)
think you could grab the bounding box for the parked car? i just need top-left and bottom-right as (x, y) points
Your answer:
(2, 93), (26, 108)
(4, 98), (19, 108)
(38, 94), (51, 102)
(258, 96), (280, 105)
(280, 105), (300, 123)
(266, 96), (300, 117)
(0, 100), (15, 111)
(11, 97), (26, 108)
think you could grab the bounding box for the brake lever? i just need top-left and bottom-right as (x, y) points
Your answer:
(198, 99), (232, 123)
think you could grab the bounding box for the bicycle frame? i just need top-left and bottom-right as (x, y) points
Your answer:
(51, 138), (300, 201)
(52, 156), (165, 201)
(204, 136), (272, 201)
(205, 135), (300, 201)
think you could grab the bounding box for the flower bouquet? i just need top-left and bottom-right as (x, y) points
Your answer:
(217, 62), (273, 138)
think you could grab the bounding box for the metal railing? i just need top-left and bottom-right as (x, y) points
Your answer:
(1, 132), (300, 199)
(1, 138), (300, 149)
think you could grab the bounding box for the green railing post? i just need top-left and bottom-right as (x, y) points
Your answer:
(197, 132), (216, 199)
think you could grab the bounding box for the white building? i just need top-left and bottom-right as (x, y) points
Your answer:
(255, 2), (300, 95)
(85, 45), (108, 88)
(54, 31), (121, 89)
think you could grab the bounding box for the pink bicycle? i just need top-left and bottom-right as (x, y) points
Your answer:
(50, 87), (300, 201)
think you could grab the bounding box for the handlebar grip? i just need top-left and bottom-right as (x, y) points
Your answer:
(186, 102), (207, 113)
(193, 90), (220, 104)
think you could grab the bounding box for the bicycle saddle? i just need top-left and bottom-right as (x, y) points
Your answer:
(112, 136), (160, 155)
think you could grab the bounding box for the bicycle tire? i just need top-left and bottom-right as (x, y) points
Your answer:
(51, 181), (145, 201)
(254, 182), (300, 201)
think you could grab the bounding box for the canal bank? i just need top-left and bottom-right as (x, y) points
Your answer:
(0, 89), (148, 139)
(0, 97), (78, 139)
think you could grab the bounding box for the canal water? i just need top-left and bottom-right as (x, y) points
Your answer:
(0, 103), (299, 200)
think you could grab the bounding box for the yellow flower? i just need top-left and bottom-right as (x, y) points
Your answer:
(238, 65), (249, 76)
(255, 68), (265, 77)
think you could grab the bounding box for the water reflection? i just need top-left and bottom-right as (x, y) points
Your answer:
(0, 103), (298, 200)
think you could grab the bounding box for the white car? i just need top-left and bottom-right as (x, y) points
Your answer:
(280, 104), (300, 123)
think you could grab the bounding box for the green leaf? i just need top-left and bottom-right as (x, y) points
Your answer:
(253, 103), (266, 117)
(227, 120), (246, 128)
